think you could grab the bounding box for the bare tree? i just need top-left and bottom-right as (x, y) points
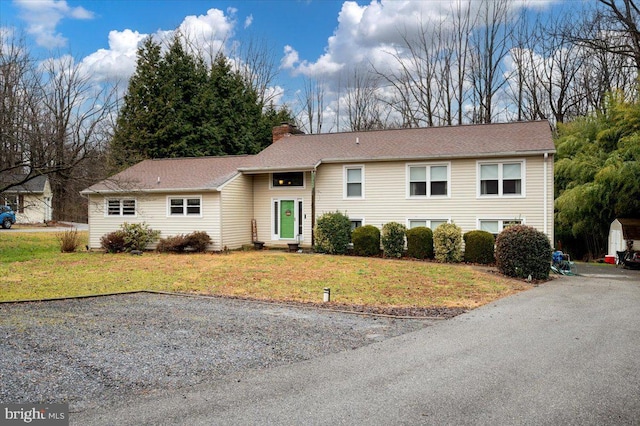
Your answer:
(296, 77), (325, 134)
(342, 67), (388, 132)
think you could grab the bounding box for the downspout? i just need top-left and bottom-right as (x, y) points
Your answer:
(543, 152), (548, 238)
(311, 168), (316, 247)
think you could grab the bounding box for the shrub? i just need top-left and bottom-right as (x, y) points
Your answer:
(463, 230), (495, 264)
(120, 222), (160, 251)
(184, 231), (212, 252)
(157, 231), (212, 253)
(156, 234), (187, 253)
(406, 227), (434, 259)
(314, 211), (351, 254)
(433, 223), (463, 263)
(495, 225), (551, 280)
(100, 230), (127, 253)
(57, 228), (80, 253)
(381, 222), (406, 258)
(352, 225), (381, 256)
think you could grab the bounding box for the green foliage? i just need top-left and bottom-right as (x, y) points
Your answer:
(57, 229), (81, 253)
(100, 230), (127, 253)
(380, 222), (406, 258)
(555, 97), (640, 258)
(495, 225), (551, 280)
(314, 211), (351, 255)
(351, 225), (381, 256)
(433, 223), (462, 263)
(463, 230), (495, 264)
(120, 222), (160, 252)
(156, 231), (212, 253)
(406, 227), (434, 259)
(109, 35), (294, 169)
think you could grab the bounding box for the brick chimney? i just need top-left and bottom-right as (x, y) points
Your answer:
(272, 122), (304, 143)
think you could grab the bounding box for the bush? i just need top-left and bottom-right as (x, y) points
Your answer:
(352, 225), (381, 256)
(314, 211), (351, 254)
(433, 223), (462, 263)
(157, 231), (212, 253)
(120, 222), (160, 251)
(381, 222), (406, 258)
(100, 230), (127, 253)
(463, 230), (495, 264)
(406, 227), (434, 259)
(57, 228), (80, 253)
(495, 225), (551, 280)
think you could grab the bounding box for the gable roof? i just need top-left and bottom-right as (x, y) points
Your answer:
(81, 155), (254, 194)
(617, 218), (640, 241)
(241, 120), (555, 173)
(1, 174), (49, 193)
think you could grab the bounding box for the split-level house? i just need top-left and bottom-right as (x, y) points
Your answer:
(81, 121), (555, 251)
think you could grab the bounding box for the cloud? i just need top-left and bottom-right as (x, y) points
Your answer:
(244, 14), (254, 29)
(79, 29), (145, 83)
(13, 0), (94, 49)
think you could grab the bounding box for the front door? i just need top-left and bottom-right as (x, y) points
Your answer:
(279, 200), (295, 239)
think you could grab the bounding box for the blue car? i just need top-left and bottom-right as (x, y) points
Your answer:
(1, 205), (16, 229)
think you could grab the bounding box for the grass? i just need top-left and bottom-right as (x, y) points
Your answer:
(0, 231), (531, 309)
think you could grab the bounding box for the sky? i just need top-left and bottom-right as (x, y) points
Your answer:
(1, 0), (577, 131)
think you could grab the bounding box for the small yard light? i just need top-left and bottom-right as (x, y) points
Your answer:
(323, 287), (331, 302)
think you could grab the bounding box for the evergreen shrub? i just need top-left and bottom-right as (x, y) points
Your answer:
(463, 230), (495, 264)
(314, 211), (351, 254)
(381, 222), (406, 258)
(433, 223), (463, 263)
(352, 225), (381, 256)
(120, 222), (160, 251)
(495, 225), (551, 280)
(406, 226), (434, 259)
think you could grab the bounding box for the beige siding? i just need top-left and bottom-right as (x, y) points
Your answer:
(315, 155), (554, 240)
(11, 180), (53, 223)
(252, 172), (313, 248)
(220, 174), (254, 250)
(87, 191), (221, 251)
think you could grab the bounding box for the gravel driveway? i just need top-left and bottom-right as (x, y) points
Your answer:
(0, 293), (432, 414)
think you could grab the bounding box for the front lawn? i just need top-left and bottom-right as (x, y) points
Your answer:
(0, 232), (531, 311)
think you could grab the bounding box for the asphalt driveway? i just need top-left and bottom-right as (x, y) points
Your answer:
(74, 269), (640, 426)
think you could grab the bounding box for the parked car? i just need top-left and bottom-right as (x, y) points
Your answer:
(1, 205), (16, 229)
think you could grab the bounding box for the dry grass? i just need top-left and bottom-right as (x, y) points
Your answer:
(0, 232), (531, 309)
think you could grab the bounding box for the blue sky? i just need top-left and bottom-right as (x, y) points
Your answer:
(1, 0), (576, 130)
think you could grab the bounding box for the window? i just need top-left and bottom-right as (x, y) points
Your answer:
(168, 197), (201, 216)
(408, 219), (449, 230)
(106, 199), (136, 216)
(408, 164), (449, 197)
(344, 166), (363, 198)
(479, 161), (524, 196)
(350, 219), (363, 231)
(272, 172), (304, 187)
(479, 219), (523, 237)
(2, 194), (23, 213)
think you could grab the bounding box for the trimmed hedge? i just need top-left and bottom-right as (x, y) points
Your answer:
(495, 225), (551, 280)
(463, 230), (495, 264)
(433, 223), (463, 263)
(406, 226), (434, 259)
(352, 225), (381, 256)
(381, 222), (406, 258)
(314, 211), (351, 254)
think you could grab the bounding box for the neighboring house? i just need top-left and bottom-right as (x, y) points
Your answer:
(608, 218), (640, 255)
(0, 175), (53, 224)
(81, 121), (555, 251)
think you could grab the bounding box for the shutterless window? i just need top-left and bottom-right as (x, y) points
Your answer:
(480, 164), (499, 195)
(272, 172), (304, 187)
(409, 165), (448, 197)
(430, 166), (448, 196)
(346, 167), (362, 198)
(350, 219), (363, 231)
(169, 198), (201, 216)
(480, 163), (522, 196)
(409, 219), (448, 230)
(107, 199), (136, 216)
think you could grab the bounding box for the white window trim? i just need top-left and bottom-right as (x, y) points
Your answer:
(406, 218), (451, 230)
(104, 198), (137, 217)
(270, 172), (306, 190)
(343, 165), (365, 200)
(166, 196), (203, 217)
(477, 159), (526, 198)
(406, 162), (451, 199)
(271, 198), (304, 241)
(349, 217), (365, 229)
(477, 217), (526, 234)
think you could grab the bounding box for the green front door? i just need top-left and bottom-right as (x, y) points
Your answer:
(280, 200), (295, 239)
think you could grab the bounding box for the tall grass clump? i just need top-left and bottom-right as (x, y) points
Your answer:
(57, 228), (81, 253)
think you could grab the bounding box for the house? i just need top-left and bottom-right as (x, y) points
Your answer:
(608, 218), (640, 255)
(0, 175), (53, 224)
(81, 121), (555, 251)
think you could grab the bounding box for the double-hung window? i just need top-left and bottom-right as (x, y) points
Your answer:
(479, 161), (524, 196)
(106, 199), (136, 216)
(479, 219), (523, 237)
(408, 163), (449, 197)
(344, 166), (364, 199)
(408, 219), (449, 230)
(168, 197), (201, 216)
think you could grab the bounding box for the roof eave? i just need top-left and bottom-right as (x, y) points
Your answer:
(320, 149), (556, 164)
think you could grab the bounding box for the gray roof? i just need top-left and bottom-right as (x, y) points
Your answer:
(83, 121), (554, 193)
(1, 174), (48, 193)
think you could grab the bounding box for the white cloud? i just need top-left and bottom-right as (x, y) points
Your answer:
(79, 30), (145, 83)
(14, 0), (94, 48)
(244, 14), (254, 29)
